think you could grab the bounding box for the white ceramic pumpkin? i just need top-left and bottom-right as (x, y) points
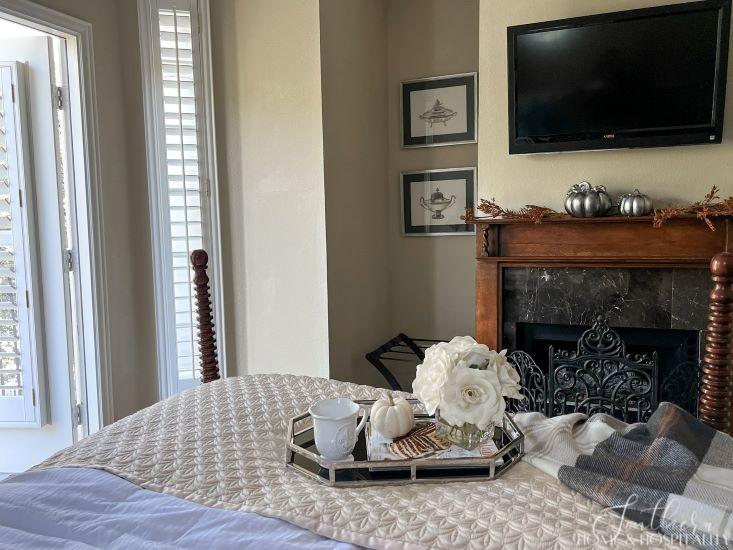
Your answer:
(370, 394), (415, 439)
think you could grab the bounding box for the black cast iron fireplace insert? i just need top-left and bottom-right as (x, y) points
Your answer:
(507, 316), (700, 422)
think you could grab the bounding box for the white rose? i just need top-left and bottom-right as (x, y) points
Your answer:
(492, 350), (524, 400)
(412, 348), (454, 415)
(445, 336), (480, 353)
(438, 336), (494, 370)
(438, 367), (505, 430)
(456, 344), (494, 371)
(423, 340), (457, 360)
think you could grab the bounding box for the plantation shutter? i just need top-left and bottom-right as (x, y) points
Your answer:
(160, 6), (204, 388)
(0, 63), (43, 425)
(141, 0), (221, 396)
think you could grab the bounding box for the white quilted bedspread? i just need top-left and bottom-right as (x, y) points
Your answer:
(36, 375), (682, 549)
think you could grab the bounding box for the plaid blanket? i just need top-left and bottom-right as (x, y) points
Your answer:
(515, 403), (733, 549)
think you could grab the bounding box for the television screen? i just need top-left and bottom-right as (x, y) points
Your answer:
(508, 0), (730, 154)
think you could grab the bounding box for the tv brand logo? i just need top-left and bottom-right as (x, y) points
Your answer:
(603, 133), (615, 139)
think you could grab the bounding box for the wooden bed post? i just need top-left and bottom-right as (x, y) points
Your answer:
(699, 252), (733, 434)
(190, 249), (220, 383)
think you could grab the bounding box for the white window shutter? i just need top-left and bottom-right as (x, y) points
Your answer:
(0, 63), (44, 426)
(139, 0), (223, 397)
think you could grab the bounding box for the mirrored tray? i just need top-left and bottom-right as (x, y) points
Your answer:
(285, 399), (524, 487)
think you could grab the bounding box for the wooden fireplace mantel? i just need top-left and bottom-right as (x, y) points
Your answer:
(475, 215), (729, 266)
(474, 215), (733, 433)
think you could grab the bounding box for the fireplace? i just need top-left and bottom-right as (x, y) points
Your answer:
(499, 265), (707, 415)
(472, 215), (733, 432)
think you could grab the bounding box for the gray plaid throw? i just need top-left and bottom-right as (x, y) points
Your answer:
(515, 403), (733, 549)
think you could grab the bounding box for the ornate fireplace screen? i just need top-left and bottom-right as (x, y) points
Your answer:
(507, 316), (698, 423)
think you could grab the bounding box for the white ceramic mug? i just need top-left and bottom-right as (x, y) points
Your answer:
(309, 398), (368, 461)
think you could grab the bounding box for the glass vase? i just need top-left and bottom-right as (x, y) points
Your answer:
(434, 409), (495, 450)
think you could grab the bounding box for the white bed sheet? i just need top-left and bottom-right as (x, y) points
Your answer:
(0, 467), (359, 549)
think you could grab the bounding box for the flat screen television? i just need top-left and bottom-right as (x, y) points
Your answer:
(507, 0), (731, 154)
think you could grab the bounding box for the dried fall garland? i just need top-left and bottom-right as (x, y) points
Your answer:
(463, 187), (732, 230)
(470, 198), (562, 224)
(653, 186), (733, 231)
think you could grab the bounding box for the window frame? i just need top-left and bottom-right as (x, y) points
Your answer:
(138, 0), (226, 398)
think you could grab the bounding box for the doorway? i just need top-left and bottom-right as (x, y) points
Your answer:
(0, 9), (106, 474)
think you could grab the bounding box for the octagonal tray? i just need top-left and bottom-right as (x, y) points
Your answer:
(285, 399), (524, 487)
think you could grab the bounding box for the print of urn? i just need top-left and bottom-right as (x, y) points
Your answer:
(420, 188), (456, 219)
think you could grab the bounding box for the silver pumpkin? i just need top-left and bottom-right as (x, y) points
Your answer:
(564, 182), (612, 217)
(618, 189), (653, 217)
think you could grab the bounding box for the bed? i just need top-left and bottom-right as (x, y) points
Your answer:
(0, 467), (355, 549)
(3, 374), (688, 549)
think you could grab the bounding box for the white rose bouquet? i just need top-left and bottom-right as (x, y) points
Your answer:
(412, 337), (523, 446)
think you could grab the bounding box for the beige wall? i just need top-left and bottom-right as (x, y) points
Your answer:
(320, 0), (480, 390)
(210, 0), (330, 379)
(480, 0), (733, 211)
(115, 0), (158, 417)
(29, 0), (157, 420)
(320, 0), (392, 387)
(387, 0), (479, 350)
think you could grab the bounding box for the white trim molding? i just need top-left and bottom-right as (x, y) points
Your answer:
(0, 0), (113, 428)
(138, 0), (226, 398)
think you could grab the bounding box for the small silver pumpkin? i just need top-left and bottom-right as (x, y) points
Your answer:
(618, 189), (653, 217)
(564, 182), (612, 217)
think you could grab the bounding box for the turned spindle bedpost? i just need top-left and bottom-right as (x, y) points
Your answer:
(699, 252), (733, 434)
(190, 249), (220, 383)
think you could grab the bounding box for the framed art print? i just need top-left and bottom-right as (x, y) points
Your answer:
(401, 73), (477, 148)
(401, 168), (476, 236)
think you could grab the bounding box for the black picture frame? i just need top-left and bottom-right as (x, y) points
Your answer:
(401, 73), (477, 148)
(401, 168), (476, 236)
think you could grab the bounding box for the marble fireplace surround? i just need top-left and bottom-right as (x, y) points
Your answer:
(502, 267), (706, 417)
(501, 266), (709, 351)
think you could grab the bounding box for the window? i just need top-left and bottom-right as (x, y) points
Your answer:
(0, 63), (44, 426)
(138, 0), (224, 397)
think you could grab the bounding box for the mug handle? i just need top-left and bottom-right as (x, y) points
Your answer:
(355, 407), (368, 436)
